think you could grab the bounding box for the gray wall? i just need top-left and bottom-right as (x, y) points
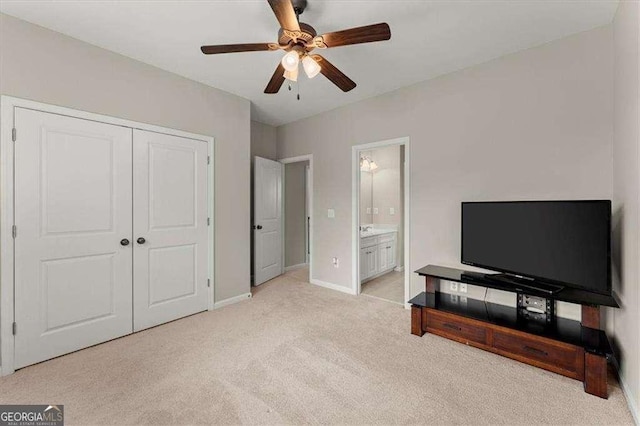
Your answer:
(251, 121), (277, 161)
(284, 161), (308, 268)
(0, 14), (251, 302)
(612, 0), (640, 414)
(277, 26), (613, 317)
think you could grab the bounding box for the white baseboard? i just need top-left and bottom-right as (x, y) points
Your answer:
(284, 263), (308, 272)
(214, 292), (252, 309)
(310, 278), (357, 295)
(394, 266), (405, 272)
(618, 369), (639, 425)
(360, 292), (404, 306)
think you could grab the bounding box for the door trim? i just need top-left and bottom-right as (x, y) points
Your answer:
(279, 154), (313, 283)
(351, 137), (411, 308)
(0, 96), (215, 376)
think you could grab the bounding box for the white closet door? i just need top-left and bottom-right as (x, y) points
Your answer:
(14, 108), (133, 369)
(132, 130), (209, 332)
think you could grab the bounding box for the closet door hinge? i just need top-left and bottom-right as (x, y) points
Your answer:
(207, 217), (210, 226)
(12, 128), (16, 142)
(12, 322), (17, 335)
(207, 279), (211, 288)
(12, 225), (16, 239)
(207, 155), (210, 165)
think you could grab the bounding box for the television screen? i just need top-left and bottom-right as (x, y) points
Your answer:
(461, 201), (611, 295)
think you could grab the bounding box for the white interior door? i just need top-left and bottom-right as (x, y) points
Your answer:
(14, 108), (133, 369)
(254, 156), (283, 285)
(132, 130), (209, 332)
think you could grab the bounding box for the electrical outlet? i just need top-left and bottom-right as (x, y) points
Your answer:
(373, 207), (379, 214)
(449, 294), (459, 303)
(332, 257), (339, 268)
(390, 207), (395, 215)
(459, 283), (468, 293)
(449, 282), (458, 292)
(460, 296), (468, 305)
(366, 207), (371, 214)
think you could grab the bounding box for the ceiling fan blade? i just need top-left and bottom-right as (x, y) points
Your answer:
(201, 43), (276, 55)
(268, 0), (300, 31)
(316, 23), (391, 48)
(265, 63), (286, 94)
(311, 55), (356, 92)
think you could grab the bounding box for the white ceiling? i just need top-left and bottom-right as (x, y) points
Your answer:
(0, 1), (619, 126)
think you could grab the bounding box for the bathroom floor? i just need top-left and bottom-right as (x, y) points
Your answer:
(361, 271), (404, 305)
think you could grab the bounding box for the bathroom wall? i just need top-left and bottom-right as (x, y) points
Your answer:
(359, 169), (373, 225)
(360, 145), (403, 227)
(371, 145), (402, 227)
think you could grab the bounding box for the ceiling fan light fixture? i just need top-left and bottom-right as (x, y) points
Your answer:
(302, 55), (321, 79)
(283, 67), (298, 82)
(281, 51), (300, 72)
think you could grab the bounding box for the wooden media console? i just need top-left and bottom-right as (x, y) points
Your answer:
(410, 265), (618, 398)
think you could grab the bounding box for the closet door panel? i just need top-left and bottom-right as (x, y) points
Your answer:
(14, 108), (133, 369)
(133, 130), (209, 332)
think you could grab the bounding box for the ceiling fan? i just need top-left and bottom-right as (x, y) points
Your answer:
(200, 0), (391, 94)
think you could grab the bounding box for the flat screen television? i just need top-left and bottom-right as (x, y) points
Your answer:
(461, 200), (611, 296)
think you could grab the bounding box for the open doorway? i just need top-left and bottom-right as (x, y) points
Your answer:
(281, 155), (313, 283)
(352, 138), (410, 306)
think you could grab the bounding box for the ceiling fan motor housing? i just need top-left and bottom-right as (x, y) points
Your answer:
(278, 22), (317, 50)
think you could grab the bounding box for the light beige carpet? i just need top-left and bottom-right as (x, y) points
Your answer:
(361, 271), (404, 304)
(0, 270), (634, 425)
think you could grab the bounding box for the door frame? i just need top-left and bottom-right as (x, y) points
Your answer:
(351, 137), (410, 307)
(279, 154), (313, 281)
(0, 96), (215, 376)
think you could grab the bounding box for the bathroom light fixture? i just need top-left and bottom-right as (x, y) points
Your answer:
(360, 157), (371, 171)
(360, 156), (379, 172)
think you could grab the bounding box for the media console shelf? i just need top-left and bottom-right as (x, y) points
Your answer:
(410, 265), (619, 398)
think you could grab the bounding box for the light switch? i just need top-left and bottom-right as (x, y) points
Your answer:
(373, 207), (379, 215)
(390, 207), (395, 215)
(327, 208), (335, 218)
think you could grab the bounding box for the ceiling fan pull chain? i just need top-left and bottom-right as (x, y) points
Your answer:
(297, 80), (300, 101)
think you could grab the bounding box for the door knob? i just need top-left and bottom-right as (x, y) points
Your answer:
(120, 239), (130, 246)
(137, 237), (146, 244)
(256, 225), (263, 230)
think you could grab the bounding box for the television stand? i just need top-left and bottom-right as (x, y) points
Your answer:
(410, 265), (618, 398)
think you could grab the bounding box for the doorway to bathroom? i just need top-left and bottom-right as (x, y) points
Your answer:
(352, 137), (410, 306)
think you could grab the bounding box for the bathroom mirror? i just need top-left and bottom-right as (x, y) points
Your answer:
(359, 151), (374, 226)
